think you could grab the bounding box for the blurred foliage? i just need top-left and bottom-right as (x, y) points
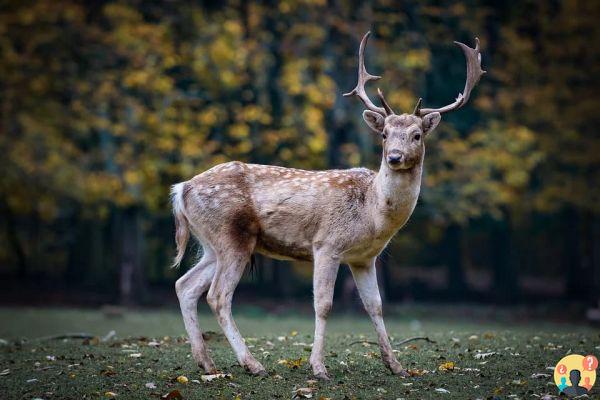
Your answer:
(0, 0), (598, 301)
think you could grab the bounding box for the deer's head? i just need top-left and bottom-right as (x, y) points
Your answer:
(344, 32), (485, 171)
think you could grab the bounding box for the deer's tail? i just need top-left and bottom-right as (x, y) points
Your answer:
(170, 182), (190, 269)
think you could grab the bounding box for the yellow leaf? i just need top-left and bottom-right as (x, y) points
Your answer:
(407, 368), (425, 376)
(438, 361), (455, 371)
(176, 375), (188, 384)
(278, 357), (305, 369)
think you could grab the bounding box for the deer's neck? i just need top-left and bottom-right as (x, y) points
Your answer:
(370, 157), (423, 229)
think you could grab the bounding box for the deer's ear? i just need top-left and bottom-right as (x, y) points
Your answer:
(362, 110), (385, 133)
(422, 112), (441, 135)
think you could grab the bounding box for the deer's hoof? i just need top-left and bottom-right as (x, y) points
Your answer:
(314, 371), (331, 381)
(392, 367), (410, 377)
(200, 362), (218, 375)
(245, 363), (267, 376)
(254, 368), (268, 377)
(388, 361), (409, 377)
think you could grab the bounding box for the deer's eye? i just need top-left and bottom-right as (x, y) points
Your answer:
(382, 132), (387, 140)
(414, 134), (421, 141)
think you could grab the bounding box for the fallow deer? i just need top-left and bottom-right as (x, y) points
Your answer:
(171, 31), (485, 379)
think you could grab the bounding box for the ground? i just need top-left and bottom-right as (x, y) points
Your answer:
(0, 306), (598, 399)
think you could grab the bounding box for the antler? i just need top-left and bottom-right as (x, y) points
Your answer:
(343, 31), (394, 116)
(415, 37), (486, 116)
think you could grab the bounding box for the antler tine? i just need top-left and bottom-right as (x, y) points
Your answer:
(412, 98), (422, 115)
(343, 31), (392, 116)
(377, 88), (394, 115)
(418, 37), (486, 116)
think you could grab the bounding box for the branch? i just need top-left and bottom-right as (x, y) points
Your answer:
(348, 336), (436, 347)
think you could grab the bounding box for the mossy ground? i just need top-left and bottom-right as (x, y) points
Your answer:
(0, 307), (598, 399)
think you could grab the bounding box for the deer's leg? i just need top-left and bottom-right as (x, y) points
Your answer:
(349, 259), (408, 376)
(310, 251), (340, 380)
(206, 250), (266, 376)
(175, 247), (217, 373)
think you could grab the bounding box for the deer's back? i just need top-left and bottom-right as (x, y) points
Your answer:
(182, 161), (377, 261)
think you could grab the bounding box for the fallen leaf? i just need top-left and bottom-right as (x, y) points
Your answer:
(100, 369), (117, 377)
(293, 387), (314, 399)
(277, 357), (305, 369)
(176, 375), (188, 384)
(468, 335), (479, 340)
(200, 373), (231, 382)
(102, 330), (116, 342)
(438, 361), (455, 371)
(84, 337), (100, 345)
(161, 389), (183, 400)
(104, 392), (117, 398)
(474, 351), (496, 360)
(129, 353), (142, 358)
(434, 388), (450, 394)
(0, 369), (10, 376)
(531, 373), (551, 379)
(46, 355), (56, 361)
(145, 382), (157, 389)
(26, 378), (38, 383)
(407, 368), (425, 377)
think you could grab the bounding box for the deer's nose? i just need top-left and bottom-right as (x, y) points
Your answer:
(387, 151), (405, 165)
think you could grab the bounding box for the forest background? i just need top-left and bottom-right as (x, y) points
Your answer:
(0, 0), (598, 313)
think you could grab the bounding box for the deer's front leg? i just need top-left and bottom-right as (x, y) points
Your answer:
(310, 250), (340, 380)
(350, 260), (409, 376)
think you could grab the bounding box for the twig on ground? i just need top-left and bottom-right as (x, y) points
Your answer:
(34, 330), (117, 342)
(34, 333), (95, 341)
(348, 336), (436, 347)
(348, 340), (379, 346)
(396, 336), (437, 345)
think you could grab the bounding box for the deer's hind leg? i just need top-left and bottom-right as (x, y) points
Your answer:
(175, 246), (217, 373)
(206, 234), (266, 376)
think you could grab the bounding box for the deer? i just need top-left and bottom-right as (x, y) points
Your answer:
(171, 31), (485, 379)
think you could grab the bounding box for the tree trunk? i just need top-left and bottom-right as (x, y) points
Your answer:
(0, 199), (27, 278)
(445, 223), (468, 298)
(119, 207), (147, 306)
(565, 209), (592, 302)
(491, 218), (518, 303)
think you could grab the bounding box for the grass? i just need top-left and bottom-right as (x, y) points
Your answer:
(0, 306), (598, 399)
